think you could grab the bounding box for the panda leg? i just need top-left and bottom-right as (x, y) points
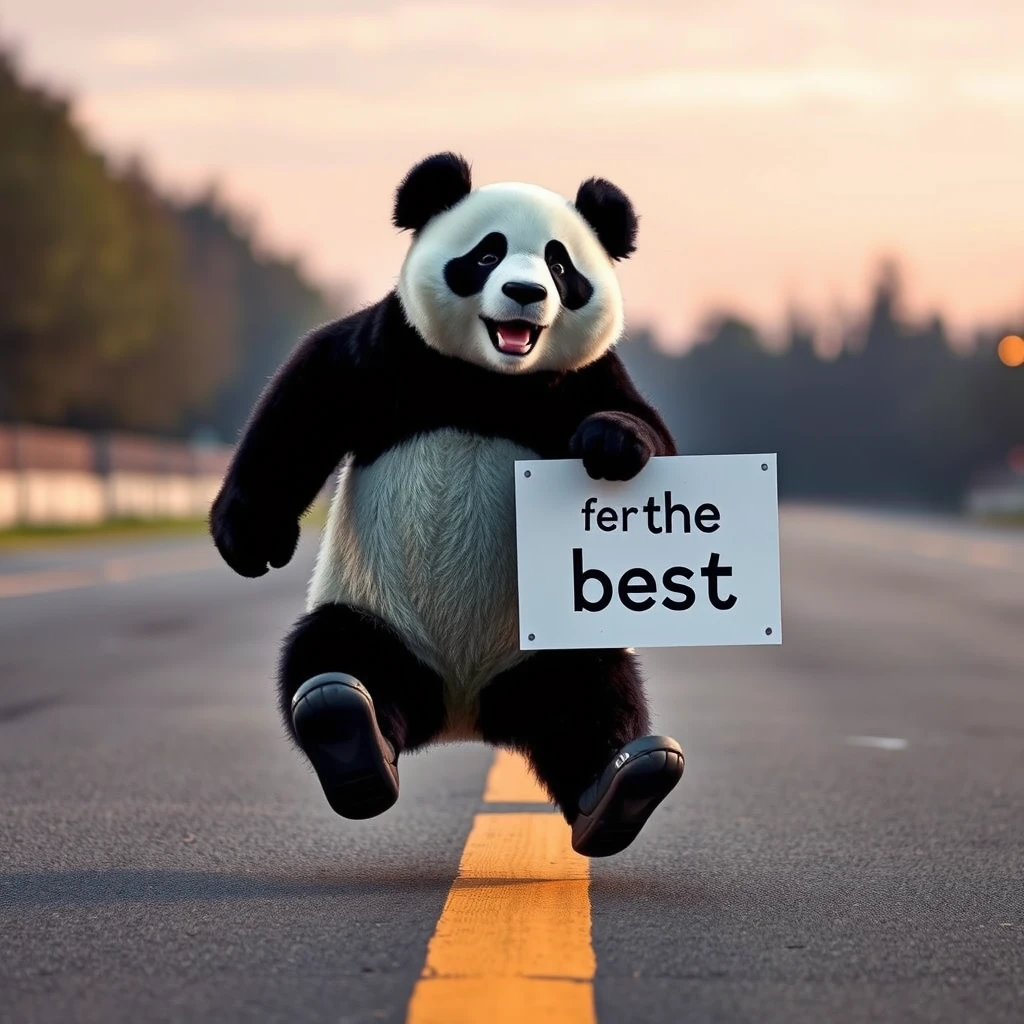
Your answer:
(278, 603), (447, 819)
(477, 648), (684, 858)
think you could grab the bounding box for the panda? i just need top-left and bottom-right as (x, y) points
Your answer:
(210, 152), (684, 858)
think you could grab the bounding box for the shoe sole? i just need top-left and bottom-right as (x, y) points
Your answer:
(572, 737), (684, 858)
(291, 673), (399, 820)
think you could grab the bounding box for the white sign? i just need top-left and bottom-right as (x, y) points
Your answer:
(514, 454), (782, 650)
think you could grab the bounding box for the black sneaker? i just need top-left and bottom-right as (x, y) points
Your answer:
(290, 673), (399, 820)
(571, 735), (684, 858)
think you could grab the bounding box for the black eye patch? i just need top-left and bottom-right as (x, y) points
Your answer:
(444, 232), (508, 296)
(544, 240), (593, 311)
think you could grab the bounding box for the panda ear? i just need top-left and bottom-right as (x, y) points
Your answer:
(574, 178), (638, 260)
(393, 152), (473, 232)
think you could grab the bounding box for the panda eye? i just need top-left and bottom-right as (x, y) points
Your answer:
(549, 262), (565, 276)
(478, 253), (499, 267)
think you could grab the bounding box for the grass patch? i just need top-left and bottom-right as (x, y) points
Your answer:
(0, 502), (328, 552)
(975, 513), (1024, 528)
(0, 517), (210, 550)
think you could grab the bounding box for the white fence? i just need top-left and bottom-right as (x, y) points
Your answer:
(0, 425), (232, 529)
(965, 473), (1024, 518)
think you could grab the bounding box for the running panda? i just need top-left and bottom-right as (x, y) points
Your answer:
(210, 152), (684, 857)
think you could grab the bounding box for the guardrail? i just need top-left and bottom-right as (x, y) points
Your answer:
(965, 476), (1024, 518)
(0, 424), (233, 528)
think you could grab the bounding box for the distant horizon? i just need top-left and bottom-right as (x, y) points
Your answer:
(4, 0), (1024, 346)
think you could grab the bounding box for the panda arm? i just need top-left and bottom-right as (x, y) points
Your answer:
(210, 316), (367, 578)
(566, 352), (677, 481)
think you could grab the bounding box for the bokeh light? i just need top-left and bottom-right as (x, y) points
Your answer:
(997, 335), (1024, 367)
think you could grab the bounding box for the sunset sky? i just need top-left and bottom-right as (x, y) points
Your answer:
(4, 0), (1024, 345)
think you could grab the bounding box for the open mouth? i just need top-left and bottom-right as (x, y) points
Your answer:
(480, 317), (545, 357)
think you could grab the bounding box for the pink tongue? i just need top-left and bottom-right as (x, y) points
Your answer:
(496, 324), (532, 354)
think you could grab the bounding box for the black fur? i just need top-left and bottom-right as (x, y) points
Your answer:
(477, 648), (650, 822)
(279, 601), (653, 824)
(393, 152), (473, 233)
(210, 292), (675, 577)
(574, 178), (639, 261)
(570, 411), (658, 481)
(209, 165), (682, 838)
(279, 604), (448, 755)
(545, 240), (594, 310)
(443, 231), (507, 296)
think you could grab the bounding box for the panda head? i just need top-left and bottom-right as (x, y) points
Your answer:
(394, 152), (638, 374)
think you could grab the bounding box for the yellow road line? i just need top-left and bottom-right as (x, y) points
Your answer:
(965, 541), (1009, 568)
(832, 526), (1013, 571)
(0, 568), (99, 600)
(103, 549), (220, 579)
(407, 810), (594, 1024)
(908, 534), (953, 560)
(483, 748), (552, 804)
(409, 750), (594, 1023)
(0, 549), (221, 600)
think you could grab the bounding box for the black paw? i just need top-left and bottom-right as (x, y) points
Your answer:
(209, 484), (299, 578)
(569, 413), (654, 481)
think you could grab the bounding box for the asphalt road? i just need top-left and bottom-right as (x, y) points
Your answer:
(1, 506), (1022, 1023)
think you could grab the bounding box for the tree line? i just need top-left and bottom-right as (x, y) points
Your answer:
(0, 45), (338, 442)
(2, 46), (1020, 507)
(622, 265), (1022, 509)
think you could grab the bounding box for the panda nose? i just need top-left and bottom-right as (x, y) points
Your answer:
(502, 281), (548, 306)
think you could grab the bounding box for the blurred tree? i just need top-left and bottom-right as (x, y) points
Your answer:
(174, 192), (343, 441)
(1, 43), (1017, 503)
(0, 46), (148, 421)
(0, 46), (340, 437)
(623, 264), (1023, 510)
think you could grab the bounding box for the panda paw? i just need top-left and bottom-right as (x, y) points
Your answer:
(210, 484), (299, 578)
(570, 413), (654, 481)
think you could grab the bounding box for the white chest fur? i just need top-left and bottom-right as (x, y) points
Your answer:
(307, 428), (537, 723)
